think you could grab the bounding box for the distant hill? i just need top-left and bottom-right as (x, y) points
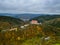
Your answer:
(30, 15), (60, 23)
(0, 16), (24, 30)
(0, 13), (41, 19)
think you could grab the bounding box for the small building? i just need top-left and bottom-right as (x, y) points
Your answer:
(24, 24), (29, 27)
(30, 20), (38, 24)
(9, 28), (18, 31)
(20, 26), (25, 29)
(39, 22), (42, 25)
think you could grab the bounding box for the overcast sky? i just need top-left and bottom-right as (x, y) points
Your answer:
(0, 0), (60, 14)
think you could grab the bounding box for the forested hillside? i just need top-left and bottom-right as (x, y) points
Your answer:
(0, 15), (60, 45)
(30, 15), (60, 23)
(0, 16), (24, 30)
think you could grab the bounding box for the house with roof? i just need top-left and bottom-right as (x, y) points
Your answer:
(30, 20), (42, 25)
(30, 20), (38, 24)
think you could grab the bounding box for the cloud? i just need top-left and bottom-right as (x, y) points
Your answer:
(0, 0), (60, 14)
